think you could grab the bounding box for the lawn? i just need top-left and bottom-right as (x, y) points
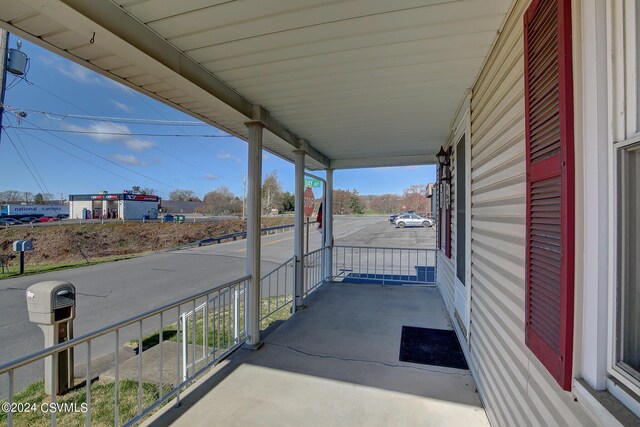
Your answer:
(0, 379), (171, 427)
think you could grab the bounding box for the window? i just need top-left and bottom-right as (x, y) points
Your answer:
(523, 0), (575, 391)
(614, 141), (640, 386)
(456, 135), (466, 285)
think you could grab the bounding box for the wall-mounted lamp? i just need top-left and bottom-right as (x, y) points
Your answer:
(436, 146), (448, 167)
(437, 146), (451, 181)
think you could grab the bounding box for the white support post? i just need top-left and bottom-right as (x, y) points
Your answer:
(245, 120), (264, 349)
(324, 168), (334, 280)
(294, 149), (306, 310)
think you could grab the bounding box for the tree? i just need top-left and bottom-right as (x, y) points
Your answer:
(280, 192), (295, 213)
(350, 189), (364, 215)
(0, 190), (34, 204)
(402, 184), (428, 212)
(262, 170), (283, 214)
(131, 186), (141, 194)
(169, 189), (200, 201)
(199, 186), (242, 215)
(34, 193), (45, 204)
(141, 187), (156, 196)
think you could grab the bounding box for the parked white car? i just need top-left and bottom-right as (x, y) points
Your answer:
(394, 214), (432, 228)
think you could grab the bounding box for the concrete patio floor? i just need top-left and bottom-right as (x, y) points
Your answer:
(144, 282), (489, 427)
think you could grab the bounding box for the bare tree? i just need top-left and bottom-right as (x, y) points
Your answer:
(199, 186), (242, 215)
(169, 189), (199, 201)
(0, 190), (34, 204)
(262, 170), (283, 214)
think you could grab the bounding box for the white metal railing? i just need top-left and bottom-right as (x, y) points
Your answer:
(259, 257), (295, 329)
(332, 245), (437, 285)
(303, 247), (329, 297)
(0, 275), (250, 427)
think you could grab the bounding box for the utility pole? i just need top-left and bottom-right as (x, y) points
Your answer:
(0, 29), (9, 147)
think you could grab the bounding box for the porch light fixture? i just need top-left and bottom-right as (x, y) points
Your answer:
(436, 146), (449, 167)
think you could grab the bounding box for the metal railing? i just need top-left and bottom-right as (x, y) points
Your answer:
(0, 275), (250, 427)
(259, 257), (295, 330)
(303, 247), (329, 297)
(332, 245), (437, 285)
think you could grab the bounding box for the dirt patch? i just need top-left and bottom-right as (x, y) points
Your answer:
(0, 218), (292, 266)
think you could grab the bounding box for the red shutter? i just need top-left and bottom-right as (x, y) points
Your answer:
(437, 169), (443, 250)
(445, 187), (452, 258)
(523, 0), (575, 391)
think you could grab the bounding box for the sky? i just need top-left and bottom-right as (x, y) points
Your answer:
(0, 38), (435, 200)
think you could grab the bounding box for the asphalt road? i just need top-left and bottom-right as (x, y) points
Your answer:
(0, 216), (435, 395)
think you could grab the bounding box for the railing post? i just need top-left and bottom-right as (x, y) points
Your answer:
(234, 288), (239, 341)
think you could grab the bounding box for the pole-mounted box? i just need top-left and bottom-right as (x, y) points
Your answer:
(26, 281), (76, 395)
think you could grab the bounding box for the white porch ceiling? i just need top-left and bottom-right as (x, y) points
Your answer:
(0, 0), (513, 170)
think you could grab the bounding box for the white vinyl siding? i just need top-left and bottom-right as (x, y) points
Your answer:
(461, 0), (595, 425)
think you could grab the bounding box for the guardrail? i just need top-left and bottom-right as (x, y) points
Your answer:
(332, 245), (437, 285)
(0, 275), (250, 427)
(170, 221), (314, 251)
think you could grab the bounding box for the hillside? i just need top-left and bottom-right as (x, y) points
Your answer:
(0, 218), (292, 266)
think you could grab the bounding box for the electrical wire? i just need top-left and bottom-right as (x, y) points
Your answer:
(13, 115), (175, 189)
(4, 116), (51, 195)
(11, 126), (147, 187)
(5, 92), (241, 185)
(2, 128), (48, 196)
(2, 125), (233, 138)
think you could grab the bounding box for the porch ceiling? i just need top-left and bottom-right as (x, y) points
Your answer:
(0, 0), (512, 170)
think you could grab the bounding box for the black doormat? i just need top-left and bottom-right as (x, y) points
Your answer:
(399, 326), (469, 370)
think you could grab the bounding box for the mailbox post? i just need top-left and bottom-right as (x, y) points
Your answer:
(26, 281), (76, 396)
(12, 240), (33, 274)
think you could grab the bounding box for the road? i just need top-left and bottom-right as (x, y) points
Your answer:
(0, 217), (379, 364)
(0, 216), (436, 395)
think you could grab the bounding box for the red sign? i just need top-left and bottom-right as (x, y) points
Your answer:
(304, 188), (315, 217)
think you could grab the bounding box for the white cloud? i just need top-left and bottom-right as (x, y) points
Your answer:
(111, 100), (133, 113)
(46, 58), (131, 93)
(62, 121), (154, 152)
(217, 152), (241, 162)
(205, 174), (219, 181)
(110, 154), (143, 166)
(124, 139), (154, 152)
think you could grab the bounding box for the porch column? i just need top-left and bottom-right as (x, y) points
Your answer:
(324, 168), (334, 279)
(293, 149), (305, 310)
(245, 120), (264, 349)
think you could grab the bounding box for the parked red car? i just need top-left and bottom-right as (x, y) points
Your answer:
(38, 216), (59, 222)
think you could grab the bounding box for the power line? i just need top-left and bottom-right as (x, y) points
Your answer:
(13, 114), (175, 189)
(8, 102), (211, 126)
(5, 116), (51, 194)
(2, 127), (48, 195)
(12, 126), (147, 186)
(2, 125), (233, 138)
(5, 92), (240, 185)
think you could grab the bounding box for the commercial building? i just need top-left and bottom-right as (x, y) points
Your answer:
(69, 193), (159, 220)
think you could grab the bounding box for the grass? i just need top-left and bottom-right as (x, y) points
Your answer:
(129, 295), (294, 352)
(0, 379), (172, 427)
(0, 254), (145, 280)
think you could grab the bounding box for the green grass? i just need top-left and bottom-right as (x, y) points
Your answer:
(0, 254), (144, 280)
(129, 295), (293, 352)
(0, 379), (171, 427)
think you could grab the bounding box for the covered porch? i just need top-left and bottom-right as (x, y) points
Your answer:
(144, 281), (487, 427)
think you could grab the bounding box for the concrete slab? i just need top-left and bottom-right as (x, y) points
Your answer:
(143, 283), (488, 427)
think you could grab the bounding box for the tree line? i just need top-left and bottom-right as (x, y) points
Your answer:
(169, 171), (430, 216)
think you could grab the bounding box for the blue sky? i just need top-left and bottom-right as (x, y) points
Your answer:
(1, 38), (435, 200)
